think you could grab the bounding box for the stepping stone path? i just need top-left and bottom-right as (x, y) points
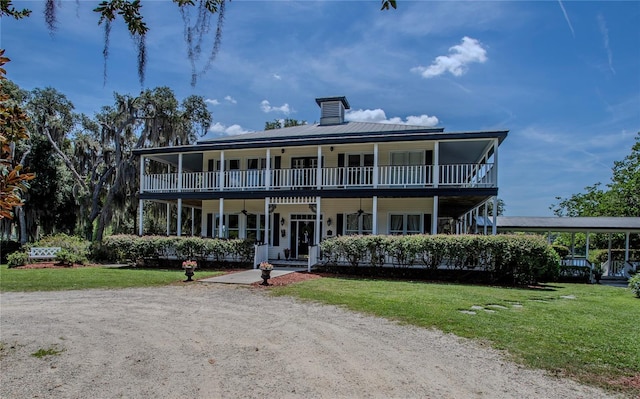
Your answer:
(459, 295), (577, 315)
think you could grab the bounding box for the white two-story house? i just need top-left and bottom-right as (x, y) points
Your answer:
(134, 96), (507, 262)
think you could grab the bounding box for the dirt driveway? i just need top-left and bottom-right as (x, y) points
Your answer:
(0, 284), (616, 398)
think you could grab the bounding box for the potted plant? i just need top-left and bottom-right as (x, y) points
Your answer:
(182, 259), (197, 282)
(259, 261), (273, 286)
(283, 248), (290, 260)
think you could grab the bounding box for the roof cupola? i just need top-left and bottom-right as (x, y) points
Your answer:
(315, 96), (350, 126)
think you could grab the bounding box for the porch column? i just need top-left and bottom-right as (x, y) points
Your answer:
(218, 198), (224, 238)
(373, 144), (379, 188)
(483, 201), (488, 235)
(570, 233), (575, 259)
(431, 195), (439, 234)
(265, 148), (271, 190)
(166, 203), (170, 235)
(177, 154), (183, 193)
(463, 213), (468, 234)
(625, 232), (630, 262)
(191, 207), (195, 236)
(372, 196), (378, 234)
(492, 196), (498, 235)
(138, 199), (144, 236)
(316, 146), (322, 189)
(315, 196), (321, 245)
(473, 207), (478, 234)
(219, 151), (225, 191)
(586, 232), (590, 260)
(139, 155), (145, 194)
(433, 142), (439, 188)
(493, 138), (499, 186)
(177, 198), (182, 237)
(608, 233), (613, 275)
(264, 197), (270, 246)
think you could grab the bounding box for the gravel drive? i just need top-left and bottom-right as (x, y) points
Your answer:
(0, 284), (617, 398)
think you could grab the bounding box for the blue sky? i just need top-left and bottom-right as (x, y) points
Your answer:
(1, 1), (639, 216)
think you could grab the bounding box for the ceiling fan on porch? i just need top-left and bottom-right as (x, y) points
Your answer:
(235, 200), (253, 216)
(356, 198), (372, 218)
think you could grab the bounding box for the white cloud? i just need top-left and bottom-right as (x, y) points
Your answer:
(557, 0), (575, 38)
(272, 73), (282, 80)
(208, 122), (251, 136)
(205, 98), (220, 106)
(597, 14), (615, 75)
(412, 36), (487, 79)
(224, 96), (237, 104)
(346, 109), (439, 127)
(260, 100), (291, 115)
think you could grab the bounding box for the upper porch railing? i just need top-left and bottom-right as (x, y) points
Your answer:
(142, 163), (496, 193)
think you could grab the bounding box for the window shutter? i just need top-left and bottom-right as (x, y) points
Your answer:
(273, 213), (280, 246)
(206, 213), (213, 237)
(423, 214), (432, 234)
(336, 213), (344, 236)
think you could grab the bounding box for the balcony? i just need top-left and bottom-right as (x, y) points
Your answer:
(141, 163), (496, 193)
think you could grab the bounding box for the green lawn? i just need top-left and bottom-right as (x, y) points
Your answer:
(273, 278), (640, 395)
(0, 265), (222, 291)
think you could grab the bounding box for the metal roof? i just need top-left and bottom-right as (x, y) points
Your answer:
(493, 216), (640, 233)
(196, 121), (446, 144)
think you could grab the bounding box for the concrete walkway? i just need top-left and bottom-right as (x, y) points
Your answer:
(199, 269), (299, 285)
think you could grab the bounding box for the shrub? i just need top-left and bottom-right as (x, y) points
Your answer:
(55, 248), (86, 266)
(31, 234), (89, 264)
(629, 274), (640, 298)
(551, 244), (570, 258)
(7, 251), (28, 268)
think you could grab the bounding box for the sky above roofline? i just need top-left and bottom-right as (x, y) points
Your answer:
(2, 1), (639, 216)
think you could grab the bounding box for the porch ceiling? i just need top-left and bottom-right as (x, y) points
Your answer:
(438, 195), (493, 218)
(439, 140), (491, 164)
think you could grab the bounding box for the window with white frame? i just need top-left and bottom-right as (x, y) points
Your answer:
(345, 213), (373, 235)
(389, 214), (421, 235)
(214, 214), (240, 238)
(245, 214), (265, 242)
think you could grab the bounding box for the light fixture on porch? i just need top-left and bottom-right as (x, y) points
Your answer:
(309, 203), (317, 213)
(281, 148), (285, 153)
(280, 217), (285, 226)
(330, 146), (334, 152)
(269, 204), (277, 213)
(327, 217), (332, 226)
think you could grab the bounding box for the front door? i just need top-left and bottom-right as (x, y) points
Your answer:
(290, 220), (314, 258)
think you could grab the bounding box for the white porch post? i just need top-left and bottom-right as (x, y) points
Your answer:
(433, 142), (439, 188)
(138, 155), (145, 236)
(219, 151), (225, 191)
(264, 197), (270, 246)
(493, 138), (499, 187)
(138, 199), (144, 236)
(483, 202), (488, 235)
(191, 207), (195, 236)
(177, 199), (182, 237)
(372, 196), (378, 234)
(178, 154), (183, 193)
(570, 233), (575, 259)
(265, 149), (271, 190)
(373, 144), (379, 188)
(474, 207), (478, 234)
(586, 232), (590, 260)
(432, 195), (439, 234)
(463, 213), (468, 234)
(625, 232), (630, 262)
(608, 233), (613, 275)
(166, 203), (170, 235)
(315, 196), (321, 244)
(492, 196), (498, 235)
(317, 146), (322, 189)
(218, 198), (225, 238)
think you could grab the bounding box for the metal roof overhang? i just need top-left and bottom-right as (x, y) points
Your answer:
(133, 130), (509, 157)
(494, 217), (640, 233)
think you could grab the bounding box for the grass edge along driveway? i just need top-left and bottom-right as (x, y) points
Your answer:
(273, 277), (639, 396)
(0, 265), (222, 291)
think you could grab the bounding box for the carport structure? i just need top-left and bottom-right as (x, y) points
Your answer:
(492, 217), (640, 278)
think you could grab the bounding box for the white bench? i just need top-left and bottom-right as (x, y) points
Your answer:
(29, 247), (62, 261)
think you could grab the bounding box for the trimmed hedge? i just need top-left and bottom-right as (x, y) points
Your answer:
(320, 234), (560, 285)
(99, 235), (254, 265)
